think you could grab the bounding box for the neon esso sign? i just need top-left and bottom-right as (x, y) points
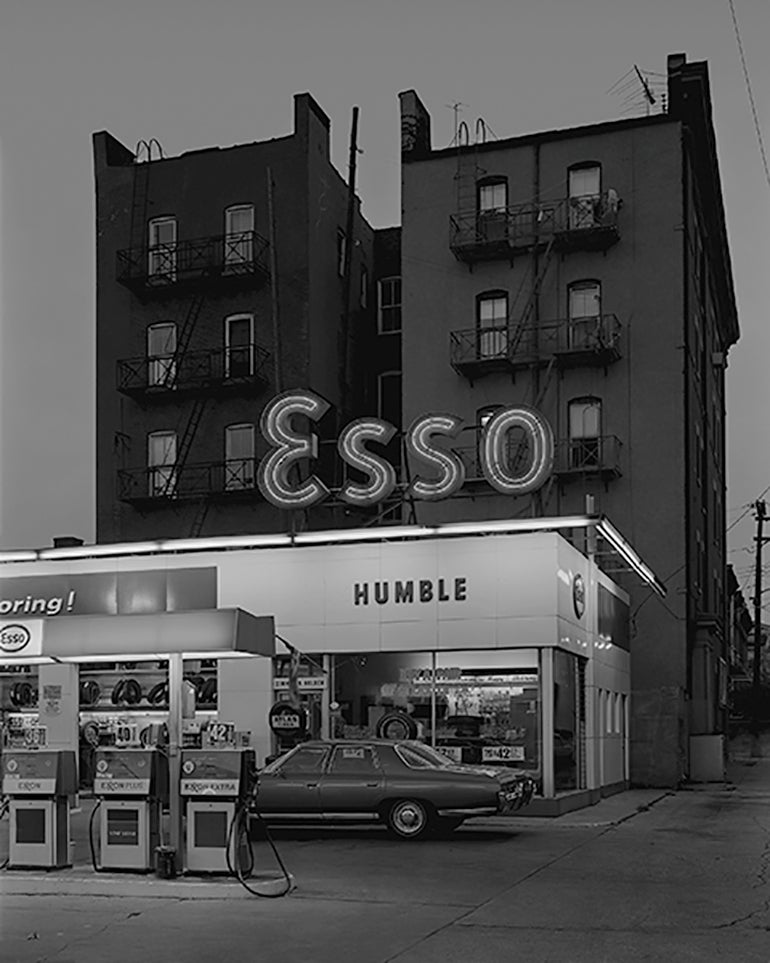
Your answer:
(256, 389), (555, 510)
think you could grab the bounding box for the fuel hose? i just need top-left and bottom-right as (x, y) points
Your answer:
(225, 777), (294, 898)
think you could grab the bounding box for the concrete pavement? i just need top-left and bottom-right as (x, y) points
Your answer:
(1, 740), (769, 961)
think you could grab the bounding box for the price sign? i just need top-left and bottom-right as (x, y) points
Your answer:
(23, 726), (47, 749)
(482, 745), (525, 763)
(204, 722), (235, 748)
(114, 724), (139, 747)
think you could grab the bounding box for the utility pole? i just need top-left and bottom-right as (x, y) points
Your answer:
(751, 499), (767, 753)
(339, 106), (360, 426)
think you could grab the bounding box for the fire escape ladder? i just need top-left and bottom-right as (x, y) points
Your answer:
(165, 292), (205, 388)
(454, 121), (484, 224)
(128, 139), (163, 263)
(508, 236), (556, 361)
(165, 395), (209, 502)
(189, 496), (211, 539)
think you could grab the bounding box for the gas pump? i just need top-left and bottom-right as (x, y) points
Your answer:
(92, 732), (169, 872)
(180, 722), (256, 874)
(2, 748), (77, 869)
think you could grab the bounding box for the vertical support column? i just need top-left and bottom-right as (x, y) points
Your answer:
(167, 653), (183, 871)
(584, 560), (598, 792)
(37, 663), (79, 757)
(430, 651), (437, 748)
(541, 648), (555, 798)
(218, 656), (273, 766)
(321, 655), (331, 739)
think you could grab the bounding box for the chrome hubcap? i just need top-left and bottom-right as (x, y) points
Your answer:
(396, 804), (423, 833)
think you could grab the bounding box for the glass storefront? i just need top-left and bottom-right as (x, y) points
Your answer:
(553, 649), (587, 791)
(331, 649), (541, 772)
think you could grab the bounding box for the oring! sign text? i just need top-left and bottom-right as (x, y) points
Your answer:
(257, 390), (554, 510)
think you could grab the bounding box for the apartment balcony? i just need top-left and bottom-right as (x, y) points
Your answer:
(117, 460), (261, 508)
(553, 436), (623, 482)
(451, 433), (622, 490)
(116, 232), (270, 296)
(449, 192), (620, 264)
(116, 344), (271, 402)
(450, 314), (622, 382)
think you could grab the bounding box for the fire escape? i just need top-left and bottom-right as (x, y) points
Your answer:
(114, 148), (272, 537)
(446, 129), (624, 505)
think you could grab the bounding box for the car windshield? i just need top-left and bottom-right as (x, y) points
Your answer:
(261, 745), (329, 774)
(398, 741), (455, 768)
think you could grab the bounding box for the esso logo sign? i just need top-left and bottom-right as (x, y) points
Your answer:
(256, 390), (555, 510)
(0, 624), (31, 654)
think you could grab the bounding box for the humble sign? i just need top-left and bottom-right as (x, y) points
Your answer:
(256, 390), (555, 510)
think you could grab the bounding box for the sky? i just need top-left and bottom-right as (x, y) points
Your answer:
(0, 0), (768, 600)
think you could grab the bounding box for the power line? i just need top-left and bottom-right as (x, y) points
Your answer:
(727, 0), (770, 192)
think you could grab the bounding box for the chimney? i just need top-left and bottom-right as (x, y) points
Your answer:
(398, 90), (432, 159)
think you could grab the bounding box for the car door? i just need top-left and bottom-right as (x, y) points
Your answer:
(318, 745), (385, 816)
(256, 745), (330, 814)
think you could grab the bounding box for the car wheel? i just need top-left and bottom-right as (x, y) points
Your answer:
(387, 799), (431, 840)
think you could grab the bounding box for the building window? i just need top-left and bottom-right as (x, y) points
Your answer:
(377, 371), (402, 428)
(225, 423), (255, 491)
(568, 397), (602, 468)
(477, 176), (508, 213)
(337, 230), (347, 277)
(378, 277), (402, 333)
(148, 216), (177, 281)
(224, 204), (255, 269)
(360, 266), (368, 308)
(225, 314), (254, 378)
(147, 322), (177, 387)
(567, 280), (601, 349)
(568, 164), (601, 230)
(477, 177), (509, 244)
(477, 291), (508, 359)
(147, 430), (177, 496)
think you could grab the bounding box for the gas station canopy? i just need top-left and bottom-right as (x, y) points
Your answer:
(1, 608), (275, 663)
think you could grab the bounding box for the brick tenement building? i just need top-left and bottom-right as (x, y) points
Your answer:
(396, 53), (739, 785)
(94, 93), (376, 542)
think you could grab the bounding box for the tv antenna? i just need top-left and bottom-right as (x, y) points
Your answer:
(607, 65), (666, 116)
(446, 102), (469, 147)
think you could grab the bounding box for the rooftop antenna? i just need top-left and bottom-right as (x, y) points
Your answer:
(633, 65), (656, 114)
(606, 65), (666, 117)
(445, 102), (469, 147)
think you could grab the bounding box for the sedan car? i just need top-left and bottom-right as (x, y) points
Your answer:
(253, 739), (537, 840)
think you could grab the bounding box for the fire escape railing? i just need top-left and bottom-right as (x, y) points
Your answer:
(450, 314), (622, 372)
(449, 191), (620, 260)
(117, 344), (272, 396)
(116, 231), (270, 290)
(118, 458), (261, 504)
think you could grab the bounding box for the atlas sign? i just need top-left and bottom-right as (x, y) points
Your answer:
(257, 390), (554, 510)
